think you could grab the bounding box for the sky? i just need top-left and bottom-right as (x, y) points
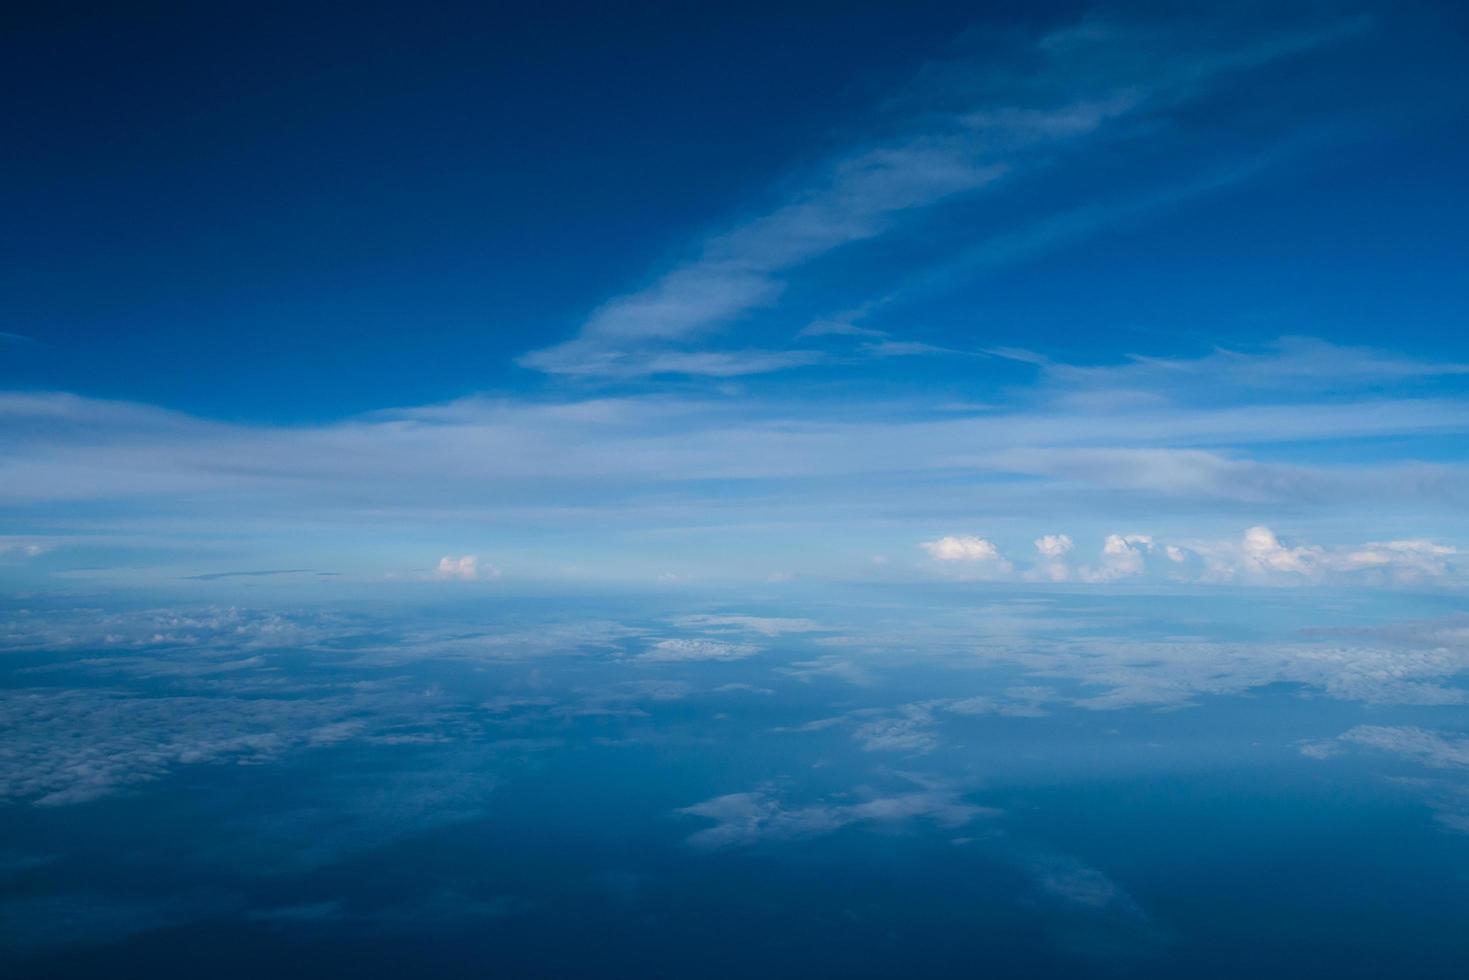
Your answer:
(3, 0), (1469, 594)
(5, 4), (1469, 975)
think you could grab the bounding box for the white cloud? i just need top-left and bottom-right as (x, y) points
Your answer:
(2, 335), (1468, 590)
(678, 784), (994, 849)
(520, 17), (1363, 379)
(434, 555), (482, 581)
(1035, 534), (1073, 558)
(922, 535), (1007, 564)
(1025, 534), (1074, 582)
(639, 638), (760, 662)
(670, 615), (829, 637)
(1337, 540), (1458, 581)
(1078, 534), (1154, 582)
(1239, 525), (1318, 574)
(1337, 725), (1469, 769)
(1198, 527), (1459, 585)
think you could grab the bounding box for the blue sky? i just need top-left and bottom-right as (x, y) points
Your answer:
(3, 1), (1469, 592)
(6, 7), (1469, 973)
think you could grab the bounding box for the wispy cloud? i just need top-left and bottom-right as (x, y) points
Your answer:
(521, 13), (1365, 379)
(1, 338), (1466, 584)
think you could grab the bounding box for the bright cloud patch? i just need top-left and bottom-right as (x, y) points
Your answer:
(434, 555), (480, 580)
(916, 526), (1460, 587)
(640, 638), (760, 662)
(921, 536), (1007, 563)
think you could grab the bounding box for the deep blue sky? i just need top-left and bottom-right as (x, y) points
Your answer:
(4, 1), (1467, 420)
(2, 1), (1469, 589)
(4, 1), (1018, 417)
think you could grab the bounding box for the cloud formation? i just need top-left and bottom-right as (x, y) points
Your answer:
(678, 784), (994, 849)
(520, 15), (1365, 378)
(921, 535), (1007, 563)
(435, 555), (481, 580)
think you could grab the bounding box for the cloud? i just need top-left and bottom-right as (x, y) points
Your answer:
(520, 15), (1363, 379)
(1303, 724), (1469, 835)
(670, 614), (830, 637)
(639, 638), (760, 662)
(1045, 337), (1469, 397)
(1335, 725), (1469, 769)
(0, 688), (379, 806)
(922, 535), (1008, 564)
(678, 784), (994, 849)
(782, 695), (1054, 753)
(2, 334), (1468, 588)
(1028, 534), (1074, 582)
(1031, 856), (1139, 913)
(1035, 534), (1074, 559)
(1198, 527), (1460, 585)
(913, 526), (1461, 588)
(435, 555), (489, 581)
(851, 704), (943, 753)
(1078, 534), (1153, 583)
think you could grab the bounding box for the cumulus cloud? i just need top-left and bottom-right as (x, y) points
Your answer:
(1035, 534), (1073, 558)
(1199, 527), (1459, 585)
(434, 555), (491, 581)
(1077, 534), (1154, 582)
(911, 527), (1461, 588)
(1026, 534), (1074, 582)
(922, 535), (1009, 565)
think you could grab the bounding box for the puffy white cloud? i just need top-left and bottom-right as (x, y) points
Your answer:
(909, 527), (1462, 587)
(921, 535), (1008, 563)
(434, 555), (482, 581)
(1034, 534), (1073, 558)
(1025, 533), (1075, 582)
(1199, 527), (1458, 584)
(1078, 533), (1154, 582)
(1239, 525), (1320, 574)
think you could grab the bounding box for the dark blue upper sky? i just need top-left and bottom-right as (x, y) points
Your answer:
(3, 1), (1008, 417)
(5, 1), (1468, 421)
